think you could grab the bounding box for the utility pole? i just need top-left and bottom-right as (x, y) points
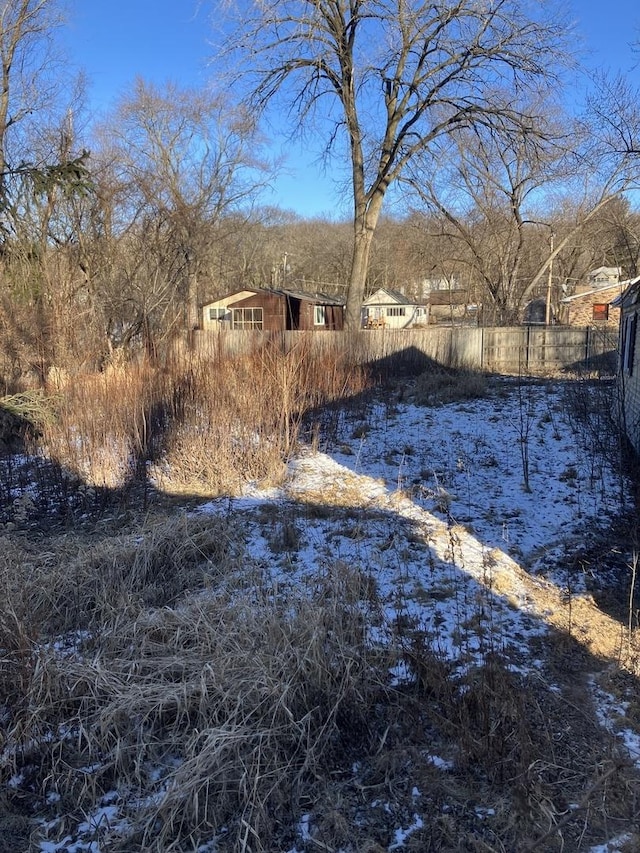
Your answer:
(545, 230), (555, 325)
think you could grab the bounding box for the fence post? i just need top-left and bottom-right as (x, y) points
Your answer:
(585, 325), (590, 365)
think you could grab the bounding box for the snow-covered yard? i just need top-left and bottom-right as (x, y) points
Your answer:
(207, 375), (627, 667)
(183, 374), (638, 853)
(3, 373), (640, 852)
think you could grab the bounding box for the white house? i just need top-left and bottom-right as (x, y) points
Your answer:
(361, 288), (429, 329)
(585, 266), (622, 290)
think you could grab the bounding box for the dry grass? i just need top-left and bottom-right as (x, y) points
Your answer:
(2, 355), (640, 851)
(408, 364), (488, 406)
(1, 507), (639, 852)
(0, 340), (369, 526)
(0, 527), (394, 852)
(37, 360), (167, 489)
(149, 339), (369, 497)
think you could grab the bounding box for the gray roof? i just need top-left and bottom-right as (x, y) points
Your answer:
(610, 275), (640, 309)
(363, 288), (419, 305)
(274, 287), (345, 306)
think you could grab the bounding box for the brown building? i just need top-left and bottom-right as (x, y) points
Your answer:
(428, 289), (476, 325)
(202, 288), (344, 332)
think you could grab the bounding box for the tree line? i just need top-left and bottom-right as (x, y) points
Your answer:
(1, 0), (640, 387)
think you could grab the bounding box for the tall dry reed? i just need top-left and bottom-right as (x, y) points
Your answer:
(1, 338), (371, 512)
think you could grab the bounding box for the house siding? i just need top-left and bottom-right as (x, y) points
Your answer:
(202, 290), (256, 331)
(560, 281), (625, 328)
(612, 276), (640, 453)
(362, 288), (429, 329)
(619, 309), (640, 452)
(315, 304), (344, 330)
(232, 293), (286, 331)
(285, 296), (344, 330)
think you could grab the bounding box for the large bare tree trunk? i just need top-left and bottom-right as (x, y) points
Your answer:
(345, 195), (384, 330)
(344, 228), (371, 330)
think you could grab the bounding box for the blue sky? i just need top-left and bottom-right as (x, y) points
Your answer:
(63, 1), (640, 219)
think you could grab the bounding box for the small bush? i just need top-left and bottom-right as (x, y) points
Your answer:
(410, 366), (488, 406)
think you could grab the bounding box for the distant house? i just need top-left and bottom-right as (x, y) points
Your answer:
(586, 266), (622, 289)
(611, 275), (640, 452)
(201, 287), (344, 332)
(559, 280), (626, 328)
(428, 289), (476, 325)
(361, 288), (429, 329)
(421, 275), (461, 294)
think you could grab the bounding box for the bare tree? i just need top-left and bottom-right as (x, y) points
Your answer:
(0, 0), (91, 251)
(94, 79), (269, 347)
(406, 71), (640, 325)
(551, 196), (640, 288)
(216, 0), (572, 328)
(406, 120), (570, 323)
(604, 199), (640, 278)
(0, 1), (83, 216)
(586, 71), (640, 160)
(1, 1), (55, 167)
(0, 0), (95, 382)
(517, 71), (640, 309)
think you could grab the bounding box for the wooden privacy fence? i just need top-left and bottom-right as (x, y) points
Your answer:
(481, 326), (618, 374)
(191, 325), (619, 375)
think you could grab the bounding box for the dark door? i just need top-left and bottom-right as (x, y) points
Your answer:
(286, 297), (301, 330)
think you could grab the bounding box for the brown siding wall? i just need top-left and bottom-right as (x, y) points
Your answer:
(298, 301), (314, 331)
(292, 301), (344, 330)
(232, 293), (286, 331)
(226, 294), (344, 331)
(328, 305), (344, 331)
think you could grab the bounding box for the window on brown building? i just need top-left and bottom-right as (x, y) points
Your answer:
(592, 303), (609, 321)
(233, 307), (263, 329)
